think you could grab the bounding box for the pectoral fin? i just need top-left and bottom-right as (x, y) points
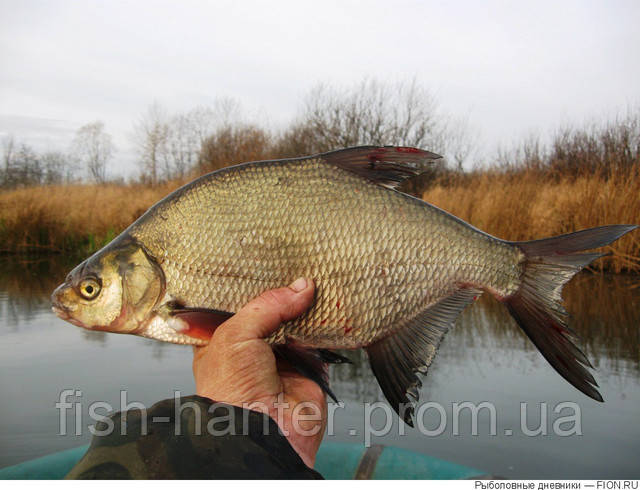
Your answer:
(273, 343), (352, 402)
(170, 307), (234, 341)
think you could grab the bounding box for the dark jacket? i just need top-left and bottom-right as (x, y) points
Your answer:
(66, 395), (322, 479)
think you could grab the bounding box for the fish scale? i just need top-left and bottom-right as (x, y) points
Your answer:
(129, 157), (516, 348)
(52, 146), (636, 424)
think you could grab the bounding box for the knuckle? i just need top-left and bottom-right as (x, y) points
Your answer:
(213, 319), (240, 342)
(258, 288), (291, 310)
(260, 288), (285, 304)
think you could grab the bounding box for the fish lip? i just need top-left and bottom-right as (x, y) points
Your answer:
(51, 304), (71, 321)
(51, 305), (66, 316)
(51, 283), (68, 308)
(51, 283), (79, 313)
(51, 305), (89, 329)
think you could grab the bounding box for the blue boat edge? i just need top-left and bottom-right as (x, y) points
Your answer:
(0, 441), (487, 480)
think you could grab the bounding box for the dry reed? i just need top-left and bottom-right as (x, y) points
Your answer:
(1, 168), (638, 273)
(424, 168), (640, 273)
(0, 183), (173, 255)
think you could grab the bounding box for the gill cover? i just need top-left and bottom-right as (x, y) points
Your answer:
(113, 239), (166, 332)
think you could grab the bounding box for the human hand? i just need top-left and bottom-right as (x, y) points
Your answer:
(192, 278), (327, 468)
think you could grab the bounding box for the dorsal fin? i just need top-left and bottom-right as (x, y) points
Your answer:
(318, 146), (442, 189)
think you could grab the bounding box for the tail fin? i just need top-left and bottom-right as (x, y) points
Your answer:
(505, 224), (637, 402)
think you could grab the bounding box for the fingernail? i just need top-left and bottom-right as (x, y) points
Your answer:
(289, 277), (307, 293)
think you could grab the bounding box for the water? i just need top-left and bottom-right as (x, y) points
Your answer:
(0, 256), (638, 478)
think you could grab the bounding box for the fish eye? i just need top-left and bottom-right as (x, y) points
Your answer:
(79, 278), (101, 300)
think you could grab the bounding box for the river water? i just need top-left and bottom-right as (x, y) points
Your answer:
(0, 256), (638, 478)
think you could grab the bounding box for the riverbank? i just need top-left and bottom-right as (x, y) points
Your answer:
(1, 169), (638, 272)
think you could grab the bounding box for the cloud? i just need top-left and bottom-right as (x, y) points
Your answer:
(1, 0), (638, 175)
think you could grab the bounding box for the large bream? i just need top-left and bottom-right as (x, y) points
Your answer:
(52, 146), (637, 424)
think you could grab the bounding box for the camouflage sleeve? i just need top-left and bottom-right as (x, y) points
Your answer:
(65, 395), (323, 479)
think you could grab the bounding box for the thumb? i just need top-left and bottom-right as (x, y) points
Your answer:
(216, 277), (315, 342)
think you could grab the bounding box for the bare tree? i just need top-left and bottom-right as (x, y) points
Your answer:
(167, 100), (243, 178)
(2, 135), (15, 183)
(189, 99), (241, 143)
(1, 137), (40, 187)
(199, 124), (273, 172)
(282, 79), (447, 154)
(133, 102), (170, 185)
(71, 121), (115, 183)
(2, 135), (76, 188)
(166, 112), (199, 178)
(443, 115), (477, 171)
(135, 99), (243, 182)
(6, 143), (42, 187)
(272, 79), (474, 195)
(41, 151), (74, 184)
(275, 79), (477, 173)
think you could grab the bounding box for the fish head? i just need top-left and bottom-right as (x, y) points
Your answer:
(51, 238), (165, 334)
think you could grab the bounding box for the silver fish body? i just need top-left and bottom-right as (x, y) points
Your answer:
(52, 146), (637, 423)
(129, 156), (520, 348)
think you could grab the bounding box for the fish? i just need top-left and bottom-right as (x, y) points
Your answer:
(51, 146), (637, 425)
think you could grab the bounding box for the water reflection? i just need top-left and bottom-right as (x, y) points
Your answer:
(451, 273), (640, 376)
(0, 255), (639, 477)
(0, 256), (69, 329)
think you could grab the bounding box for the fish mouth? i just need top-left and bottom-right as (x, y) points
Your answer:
(51, 288), (69, 318)
(51, 284), (79, 323)
(51, 305), (67, 319)
(51, 304), (88, 329)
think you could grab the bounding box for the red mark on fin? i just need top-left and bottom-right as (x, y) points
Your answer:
(172, 309), (233, 341)
(473, 296), (478, 301)
(550, 321), (565, 334)
(368, 148), (386, 164)
(184, 324), (217, 341)
(395, 147), (422, 154)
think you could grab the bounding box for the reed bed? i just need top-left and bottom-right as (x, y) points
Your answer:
(424, 168), (640, 273)
(0, 169), (638, 272)
(0, 183), (172, 255)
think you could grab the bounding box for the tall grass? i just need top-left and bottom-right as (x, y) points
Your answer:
(0, 183), (171, 256)
(424, 168), (640, 273)
(1, 168), (637, 272)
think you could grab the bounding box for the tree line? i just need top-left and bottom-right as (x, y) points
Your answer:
(134, 80), (475, 188)
(1, 80), (474, 191)
(3, 78), (636, 191)
(1, 121), (115, 188)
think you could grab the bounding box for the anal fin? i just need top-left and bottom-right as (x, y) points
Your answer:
(366, 287), (482, 427)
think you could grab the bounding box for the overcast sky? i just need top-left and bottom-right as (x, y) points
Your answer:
(1, 0), (639, 176)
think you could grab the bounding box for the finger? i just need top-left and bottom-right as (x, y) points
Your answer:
(216, 277), (315, 342)
(192, 344), (206, 362)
